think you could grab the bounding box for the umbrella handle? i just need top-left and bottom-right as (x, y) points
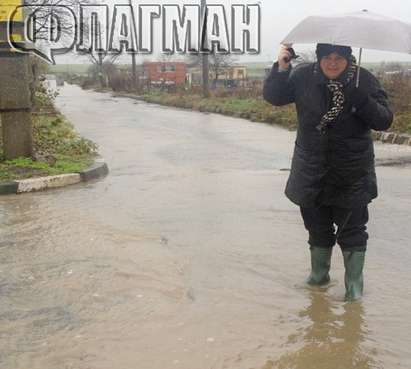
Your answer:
(284, 47), (299, 63)
(356, 48), (363, 88)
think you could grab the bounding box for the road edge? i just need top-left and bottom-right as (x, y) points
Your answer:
(112, 92), (411, 147)
(0, 159), (109, 195)
(371, 131), (411, 146)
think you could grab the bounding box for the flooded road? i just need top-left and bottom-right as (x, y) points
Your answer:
(1, 84), (411, 369)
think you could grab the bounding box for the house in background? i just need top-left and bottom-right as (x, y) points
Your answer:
(209, 65), (248, 88)
(227, 66), (247, 81)
(143, 62), (187, 87)
(187, 65), (248, 88)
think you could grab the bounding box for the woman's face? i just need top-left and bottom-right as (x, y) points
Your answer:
(320, 52), (348, 80)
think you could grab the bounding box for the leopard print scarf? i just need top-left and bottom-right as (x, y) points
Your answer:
(315, 55), (357, 134)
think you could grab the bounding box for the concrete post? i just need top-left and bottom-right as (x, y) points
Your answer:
(0, 1), (34, 160)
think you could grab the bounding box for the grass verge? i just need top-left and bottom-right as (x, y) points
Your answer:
(0, 89), (98, 182)
(139, 92), (298, 130)
(136, 91), (411, 135)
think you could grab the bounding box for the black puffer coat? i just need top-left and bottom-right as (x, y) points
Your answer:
(263, 62), (394, 208)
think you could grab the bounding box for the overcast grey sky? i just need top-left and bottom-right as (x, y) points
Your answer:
(260, 0), (411, 63)
(56, 0), (411, 64)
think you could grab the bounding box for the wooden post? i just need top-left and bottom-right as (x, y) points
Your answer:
(0, 0), (33, 160)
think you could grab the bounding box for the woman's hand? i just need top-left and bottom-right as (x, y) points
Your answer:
(278, 44), (293, 71)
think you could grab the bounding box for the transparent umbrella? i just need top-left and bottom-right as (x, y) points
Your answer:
(281, 9), (411, 86)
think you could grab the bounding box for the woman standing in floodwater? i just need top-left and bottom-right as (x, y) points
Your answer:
(263, 43), (393, 301)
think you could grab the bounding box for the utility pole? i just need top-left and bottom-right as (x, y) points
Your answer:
(130, 0), (137, 91)
(0, 1), (33, 160)
(131, 52), (137, 91)
(200, 0), (210, 98)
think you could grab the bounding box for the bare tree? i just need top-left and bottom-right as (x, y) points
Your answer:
(184, 53), (202, 68)
(85, 51), (120, 88)
(184, 52), (238, 88)
(25, 0), (88, 41)
(25, 1), (90, 98)
(74, 5), (122, 88)
(159, 53), (176, 63)
(209, 53), (237, 87)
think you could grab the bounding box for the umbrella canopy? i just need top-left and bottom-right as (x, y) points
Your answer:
(282, 10), (411, 54)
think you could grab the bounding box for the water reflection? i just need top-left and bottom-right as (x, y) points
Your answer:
(271, 291), (380, 369)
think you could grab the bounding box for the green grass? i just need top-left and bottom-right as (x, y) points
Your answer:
(0, 89), (98, 182)
(139, 89), (411, 134)
(0, 155), (93, 181)
(140, 92), (297, 129)
(390, 112), (411, 134)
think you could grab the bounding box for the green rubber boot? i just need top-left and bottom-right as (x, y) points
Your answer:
(306, 247), (332, 286)
(342, 251), (365, 302)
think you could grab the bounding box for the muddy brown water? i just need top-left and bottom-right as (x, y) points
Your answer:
(1, 84), (411, 369)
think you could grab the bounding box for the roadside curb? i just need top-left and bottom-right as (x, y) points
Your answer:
(372, 131), (411, 146)
(0, 159), (109, 195)
(79, 159), (109, 181)
(375, 157), (411, 167)
(0, 181), (19, 195)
